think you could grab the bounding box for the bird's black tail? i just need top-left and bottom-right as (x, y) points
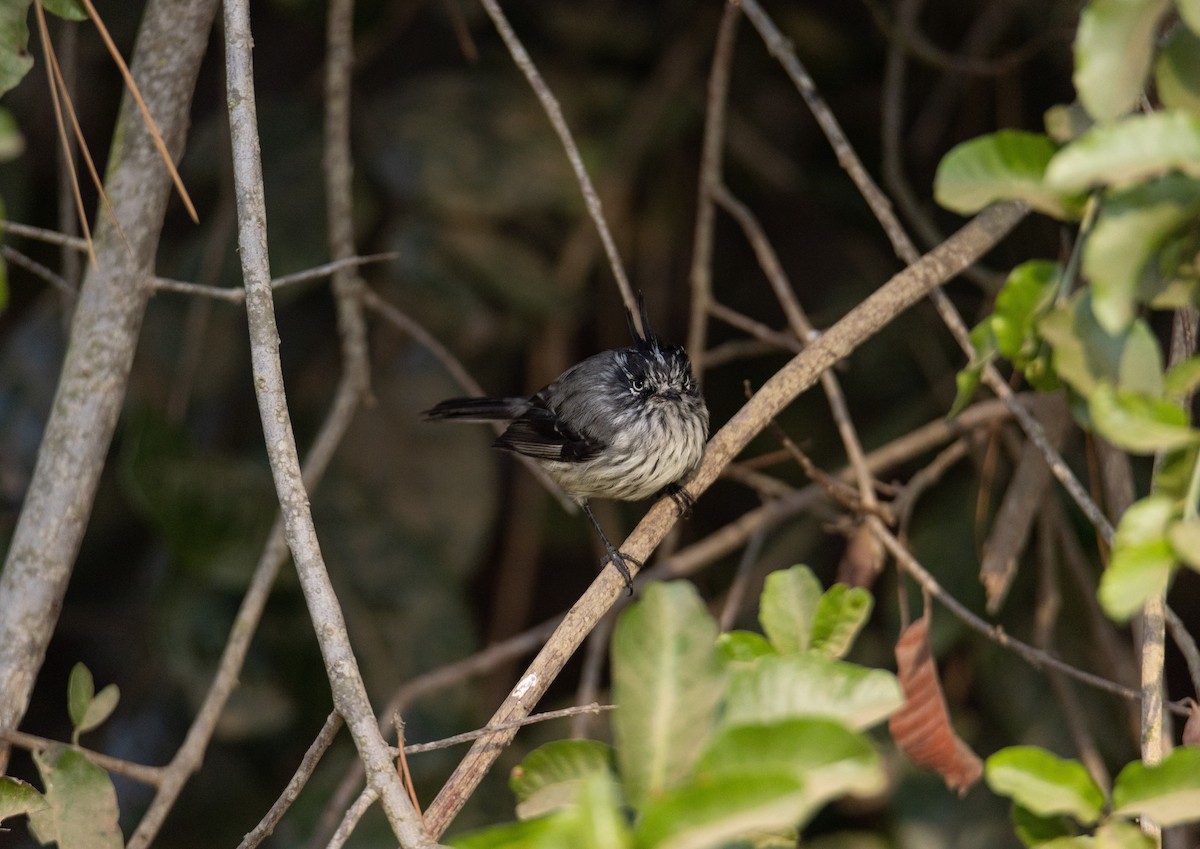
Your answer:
(421, 397), (529, 422)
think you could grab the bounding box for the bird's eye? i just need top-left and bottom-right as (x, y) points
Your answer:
(631, 379), (645, 392)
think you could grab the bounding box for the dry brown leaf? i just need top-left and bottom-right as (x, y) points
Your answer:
(888, 614), (983, 794)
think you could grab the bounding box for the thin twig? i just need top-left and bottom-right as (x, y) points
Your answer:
(76, 0), (198, 222)
(236, 713), (344, 849)
(476, 0), (637, 323)
(869, 516), (1188, 712)
(327, 785), (378, 849)
(0, 220), (90, 251)
(153, 253), (400, 302)
(1, 246), (73, 296)
(33, 0), (95, 268)
(719, 525), (768, 631)
(688, 2), (741, 381)
(0, 727), (164, 787)
(403, 703), (614, 754)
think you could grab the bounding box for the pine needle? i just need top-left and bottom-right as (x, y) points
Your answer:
(76, 0), (199, 224)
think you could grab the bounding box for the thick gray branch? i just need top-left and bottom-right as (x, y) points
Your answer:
(0, 0), (219, 768)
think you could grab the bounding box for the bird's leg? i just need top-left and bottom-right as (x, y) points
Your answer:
(581, 501), (639, 595)
(659, 483), (695, 518)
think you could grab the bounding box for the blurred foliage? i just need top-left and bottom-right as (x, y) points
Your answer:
(0, 0), (1195, 848)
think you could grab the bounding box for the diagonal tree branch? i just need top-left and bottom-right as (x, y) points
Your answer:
(422, 200), (1026, 836)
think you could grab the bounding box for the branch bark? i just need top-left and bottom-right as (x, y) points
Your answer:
(0, 0), (219, 771)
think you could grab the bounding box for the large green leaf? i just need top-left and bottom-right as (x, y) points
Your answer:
(611, 581), (725, 809)
(1037, 291), (1163, 397)
(1099, 495), (1179, 620)
(635, 773), (811, 849)
(1083, 175), (1200, 333)
(1156, 27), (1200, 117)
(934, 131), (1083, 219)
(759, 566), (823, 654)
(28, 745), (123, 849)
(985, 746), (1105, 825)
(1088, 383), (1200, 454)
(510, 740), (615, 820)
(723, 654), (902, 731)
(1047, 112), (1200, 191)
(1072, 0), (1170, 122)
(1112, 747), (1200, 826)
(696, 719), (885, 807)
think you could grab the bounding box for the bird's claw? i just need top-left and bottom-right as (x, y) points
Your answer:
(661, 483), (695, 518)
(602, 549), (642, 596)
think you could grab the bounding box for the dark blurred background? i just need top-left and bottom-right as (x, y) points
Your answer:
(5, 1), (1187, 847)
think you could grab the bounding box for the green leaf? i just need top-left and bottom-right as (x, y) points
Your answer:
(723, 654), (903, 731)
(715, 630), (776, 664)
(808, 585), (873, 659)
(611, 581), (725, 809)
(1046, 112), (1200, 191)
(0, 107), (22, 162)
(75, 684), (120, 740)
(1179, 0), (1200, 35)
(1156, 27), (1200, 117)
(759, 566), (823, 654)
(1112, 747), (1200, 826)
(1045, 102), (1095, 144)
(1088, 383), (1200, 454)
(28, 745), (123, 849)
(635, 773), (811, 849)
(67, 663), (95, 732)
(0, 776), (47, 824)
(950, 362), (986, 419)
(992, 261), (1061, 360)
(1010, 804), (1076, 847)
(1083, 175), (1200, 333)
(1169, 517), (1200, 569)
(1164, 354), (1200, 401)
(0, 2), (34, 98)
(1038, 291), (1163, 397)
(985, 746), (1105, 825)
(1099, 495), (1179, 620)
(42, 0), (88, 20)
(697, 719), (885, 806)
(558, 773), (633, 849)
(950, 322), (998, 418)
(934, 130), (1083, 219)
(1072, 0), (1170, 122)
(450, 814), (566, 849)
(1095, 819), (1157, 849)
(510, 740), (614, 820)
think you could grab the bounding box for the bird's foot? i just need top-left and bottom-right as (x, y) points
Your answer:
(660, 483), (695, 518)
(601, 548), (642, 596)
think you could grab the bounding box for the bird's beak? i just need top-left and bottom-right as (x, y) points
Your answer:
(661, 389), (682, 402)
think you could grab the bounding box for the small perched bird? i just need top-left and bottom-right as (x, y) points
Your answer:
(422, 298), (709, 592)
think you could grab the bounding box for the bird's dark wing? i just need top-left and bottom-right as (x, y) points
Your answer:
(492, 392), (605, 462)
